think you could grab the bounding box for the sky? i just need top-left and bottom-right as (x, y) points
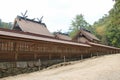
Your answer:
(0, 0), (114, 32)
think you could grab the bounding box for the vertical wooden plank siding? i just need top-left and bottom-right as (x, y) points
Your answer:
(0, 36), (119, 61)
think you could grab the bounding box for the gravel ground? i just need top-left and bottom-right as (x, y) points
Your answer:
(1, 54), (120, 80)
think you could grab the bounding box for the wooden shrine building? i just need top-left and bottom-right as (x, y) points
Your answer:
(0, 16), (119, 62)
(12, 16), (54, 37)
(72, 28), (120, 55)
(55, 32), (72, 41)
(0, 15), (120, 78)
(72, 29), (100, 43)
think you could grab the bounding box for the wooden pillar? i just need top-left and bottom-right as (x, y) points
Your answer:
(81, 54), (83, 60)
(91, 53), (92, 57)
(64, 56), (66, 62)
(38, 59), (41, 71)
(96, 52), (99, 56)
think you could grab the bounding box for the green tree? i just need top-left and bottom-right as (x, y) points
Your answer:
(106, 0), (120, 47)
(92, 14), (110, 45)
(0, 19), (12, 29)
(69, 14), (91, 37)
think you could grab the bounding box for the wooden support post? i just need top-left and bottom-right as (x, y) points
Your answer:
(38, 59), (41, 71)
(81, 54), (83, 60)
(91, 53), (92, 57)
(14, 53), (18, 68)
(97, 53), (98, 56)
(64, 56), (66, 62)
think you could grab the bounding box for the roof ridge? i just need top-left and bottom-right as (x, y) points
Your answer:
(17, 16), (47, 27)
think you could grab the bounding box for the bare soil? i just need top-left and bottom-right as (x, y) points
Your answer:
(1, 54), (120, 80)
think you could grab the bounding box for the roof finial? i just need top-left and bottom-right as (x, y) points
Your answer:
(21, 10), (28, 19)
(37, 16), (43, 23)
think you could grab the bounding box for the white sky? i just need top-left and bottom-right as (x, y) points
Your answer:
(0, 0), (114, 32)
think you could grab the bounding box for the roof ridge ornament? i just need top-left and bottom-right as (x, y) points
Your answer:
(37, 16), (43, 23)
(21, 10), (28, 20)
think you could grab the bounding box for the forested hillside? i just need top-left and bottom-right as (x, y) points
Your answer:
(93, 0), (120, 47)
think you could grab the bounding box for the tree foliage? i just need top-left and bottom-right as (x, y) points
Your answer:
(93, 0), (120, 47)
(69, 14), (91, 37)
(106, 0), (120, 47)
(0, 19), (12, 29)
(92, 14), (109, 44)
(70, 0), (120, 47)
